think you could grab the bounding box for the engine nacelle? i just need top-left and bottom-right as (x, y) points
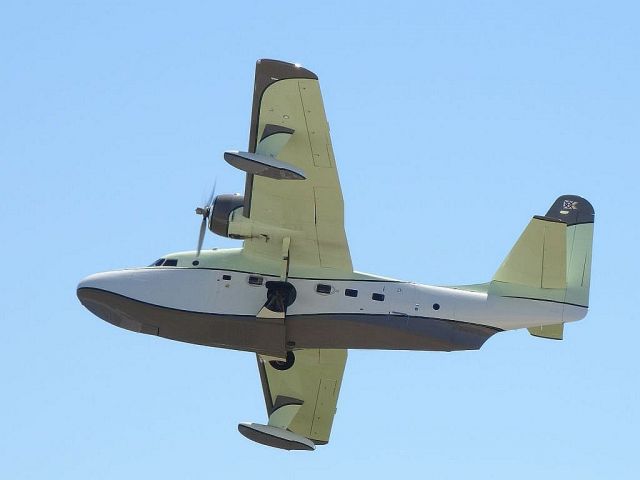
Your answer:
(209, 194), (244, 238)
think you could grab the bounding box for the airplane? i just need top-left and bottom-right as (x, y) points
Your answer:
(77, 59), (595, 451)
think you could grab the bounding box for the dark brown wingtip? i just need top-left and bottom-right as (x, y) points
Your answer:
(255, 59), (318, 81)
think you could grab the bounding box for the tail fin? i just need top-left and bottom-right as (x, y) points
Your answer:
(489, 195), (594, 338)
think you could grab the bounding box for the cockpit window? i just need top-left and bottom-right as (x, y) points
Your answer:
(148, 258), (178, 267)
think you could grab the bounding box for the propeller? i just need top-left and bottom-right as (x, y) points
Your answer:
(195, 181), (216, 257)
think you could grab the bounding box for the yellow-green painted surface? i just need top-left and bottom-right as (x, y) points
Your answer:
(528, 323), (564, 340)
(268, 403), (302, 430)
(565, 223), (593, 307)
(487, 216), (593, 309)
(492, 217), (567, 290)
(260, 349), (347, 443)
(241, 77), (353, 275)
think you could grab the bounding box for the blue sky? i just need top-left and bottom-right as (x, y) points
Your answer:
(1, 1), (638, 478)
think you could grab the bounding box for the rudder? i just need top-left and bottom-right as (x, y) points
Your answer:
(543, 195), (594, 308)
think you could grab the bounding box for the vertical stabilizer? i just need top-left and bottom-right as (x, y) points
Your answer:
(488, 195), (594, 338)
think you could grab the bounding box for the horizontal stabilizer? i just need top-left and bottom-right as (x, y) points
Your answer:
(528, 323), (564, 340)
(237, 422), (315, 451)
(224, 150), (306, 180)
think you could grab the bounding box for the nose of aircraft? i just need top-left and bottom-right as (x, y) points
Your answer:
(77, 267), (214, 333)
(77, 269), (143, 300)
(77, 271), (149, 332)
(77, 272), (120, 327)
(77, 268), (195, 334)
(77, 271), (109, 292)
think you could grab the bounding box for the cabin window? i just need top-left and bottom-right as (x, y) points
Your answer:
(316, 284), (332, 294)
(248, 275), (263, 286)
(163, 259), (178, 267)
(345, 288), (358, 297)
(432, 303), (440, 310)
(372, 293), (385, 302)
(222, 274), (232, 280)
(149, 258), (165, 267)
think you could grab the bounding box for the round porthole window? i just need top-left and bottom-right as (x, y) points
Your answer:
(433, 303), (440, 310)
(192, 260), (200, 266)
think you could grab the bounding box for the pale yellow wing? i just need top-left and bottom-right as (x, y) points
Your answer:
(257, 349), (347, 445)
(241, 59), (352, 273)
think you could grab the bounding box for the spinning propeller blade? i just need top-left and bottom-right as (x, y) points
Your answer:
(195, 181), (216, 257)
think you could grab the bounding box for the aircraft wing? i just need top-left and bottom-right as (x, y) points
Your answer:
(239, 349), (347, 449)
(239, 59), (352, 273)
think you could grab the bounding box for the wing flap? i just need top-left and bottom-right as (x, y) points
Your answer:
(314, 186), (350, 268)
(311, 377), (338, 440)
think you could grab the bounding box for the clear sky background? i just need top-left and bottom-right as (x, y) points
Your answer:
(1, 1), (638, 478)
